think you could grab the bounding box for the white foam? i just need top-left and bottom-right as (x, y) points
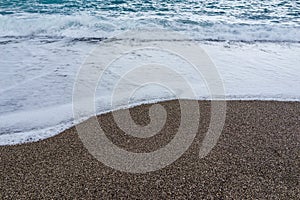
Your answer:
(0, 13), (299, 42)
(0, 40), (299, 145)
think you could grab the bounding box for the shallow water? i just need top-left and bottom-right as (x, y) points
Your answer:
(0, 0), (300, 145)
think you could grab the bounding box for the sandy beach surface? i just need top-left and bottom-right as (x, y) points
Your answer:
(1, 100), (299, 199)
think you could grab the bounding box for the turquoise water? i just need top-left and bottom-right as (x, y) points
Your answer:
(0, 0), (299, 41)
(1, 0), (299, 20)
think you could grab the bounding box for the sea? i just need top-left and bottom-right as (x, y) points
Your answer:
(0, 0), (300, 145)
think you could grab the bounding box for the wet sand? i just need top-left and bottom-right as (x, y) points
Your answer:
(1, 100), (299, 199)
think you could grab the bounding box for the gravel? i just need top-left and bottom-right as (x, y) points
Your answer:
(1, 100), (299, 199)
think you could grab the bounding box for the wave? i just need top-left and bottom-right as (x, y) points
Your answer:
(1, 33), (300, 145)
(2, 35), (300, 45)
(0, 14), (300, 43)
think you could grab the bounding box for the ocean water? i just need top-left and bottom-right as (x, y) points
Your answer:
(0, 0), (300, 145)
(1, 0), (300, 41)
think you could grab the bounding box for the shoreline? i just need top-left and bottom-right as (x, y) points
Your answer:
(1, 98), (300, 146)
(1, 100), (299, 198)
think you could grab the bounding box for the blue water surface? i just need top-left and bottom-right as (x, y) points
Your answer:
(0, 1), (299, 42)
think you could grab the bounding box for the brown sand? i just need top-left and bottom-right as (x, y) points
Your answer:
(1, 100), (299, 199)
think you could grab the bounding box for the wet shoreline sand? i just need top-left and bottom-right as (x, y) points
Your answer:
(1, 100), (299, 199)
